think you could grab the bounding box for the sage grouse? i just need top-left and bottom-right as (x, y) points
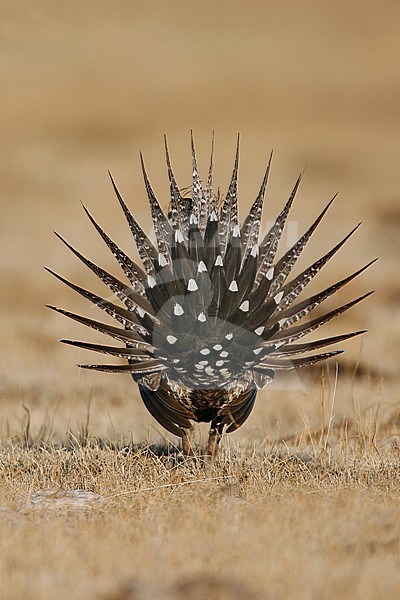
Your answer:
(47, 134), (374, 457)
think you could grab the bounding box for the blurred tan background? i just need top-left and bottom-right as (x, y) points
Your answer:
(1, 0), (399, 442)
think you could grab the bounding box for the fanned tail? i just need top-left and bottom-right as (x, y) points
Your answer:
(48, 135), (374, 429)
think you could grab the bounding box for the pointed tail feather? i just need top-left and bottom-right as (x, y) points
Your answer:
(108, 171), (158, 274)
(205, 131), (215, 200)
(78, 361), (165, 374)
(188, 213), (206, 265)
(269, 291), (374, 344)
(273, 260), (377, 328)
(219, 134), (240, 255)
(254, 350), (345, 370)
(164, 135), (190, 232)
(81, 203), (146, 290)
(140, 153), (173, 261)
(190, 131), (206, 229)
(255, 173), (302, 283)
(54, 232), (155, 317)
(45, 268), (146, 333)
(266, 194), (337, 300)
(204, 210), (221, 271)
(223, 224), (242, 288)
(60, 339), (154, 360)
(240, 150), (273, 262)
(46, 305), (154, 348)
(277, 223), (365, 310)
(268, 330), (366, 357)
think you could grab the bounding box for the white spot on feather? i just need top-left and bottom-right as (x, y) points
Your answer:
(250, 244), (259, 257)
(213, 344), (222, 351)
(232, 225), (240, 238)
(239, 300), (250, 312)
(266, 267), (274, 280)
(253, 347), (263, 355)
(216, 360), (224, 367)
(214, 255), (223, 267)
(274, 291), (284, 304)
(210, 210), (218, 222)
(198, 312), (206, 322)
(187, 278), (198, 291)
(175, 229), (184, 243)
(200, 348), (210, 355)
(174, 303), (184, 316)
(220, 351), (229, 357)
(158, 253), (168, 267)
(229, 280), (238, 292)
(225, 333), (233, 340)
(197, 260), (207, 273)
(255, 326), (264, 335)
(147, 276), (156, 288)
(189, 213), (198, 225)
(167, 335), (177, 345)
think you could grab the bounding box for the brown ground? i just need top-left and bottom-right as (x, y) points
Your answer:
(1, 1), (399, 599)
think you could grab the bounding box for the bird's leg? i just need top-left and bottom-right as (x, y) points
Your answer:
(205, 422), (224, 460)
(181, 425), (195, 455)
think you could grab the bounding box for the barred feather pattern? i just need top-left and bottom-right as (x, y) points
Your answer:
(48, 135), (374, 450)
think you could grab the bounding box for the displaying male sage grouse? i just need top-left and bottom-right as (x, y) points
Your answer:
(47, 134), (375, 458)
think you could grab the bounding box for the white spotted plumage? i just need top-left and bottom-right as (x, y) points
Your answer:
(48, 133), (375, 456)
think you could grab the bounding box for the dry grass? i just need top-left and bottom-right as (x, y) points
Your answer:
(1, 2), (399, 598)
(1, 375), (400, 600)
